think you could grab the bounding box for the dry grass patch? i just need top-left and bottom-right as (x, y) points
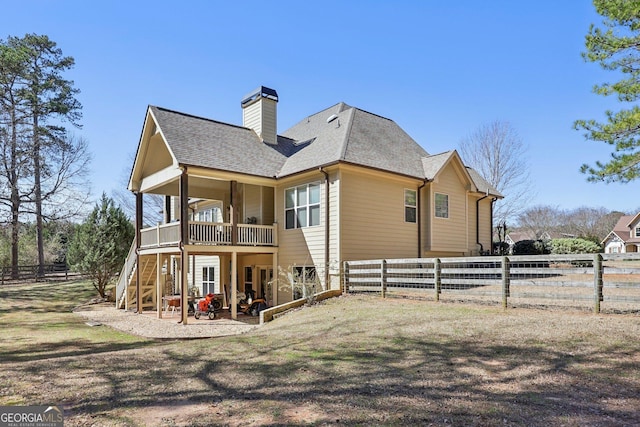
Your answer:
(1, 281), (640, 426)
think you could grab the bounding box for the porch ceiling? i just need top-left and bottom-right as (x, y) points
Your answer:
(142, 175), (231, 199)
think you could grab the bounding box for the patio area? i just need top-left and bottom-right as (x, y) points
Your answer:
(74, 302), (261, 339)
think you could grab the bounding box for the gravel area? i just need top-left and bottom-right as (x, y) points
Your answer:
(73, 302), (260, 339)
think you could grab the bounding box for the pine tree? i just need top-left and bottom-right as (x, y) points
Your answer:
(574, 0), (640, 183)
(68, 194), (134, 298)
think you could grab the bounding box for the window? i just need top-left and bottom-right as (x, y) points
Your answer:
(636, 227), (640, 238)
(293, 266), (317, 300)
(202, 266), (215, 295)
(193, 205), (223, 223)
(405, 189), (417, 223)
(285, 183), (320, 229)
(435, 193), (449, 218)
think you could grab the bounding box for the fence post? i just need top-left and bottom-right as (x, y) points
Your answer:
(434, 258), (441, 302)
(594, 253), (603, 314)
(343, 262), (349, 294)
(381, 260), (387, 298)
(502, 256), (510, 309)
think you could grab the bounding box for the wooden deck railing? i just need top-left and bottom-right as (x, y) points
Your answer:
(139, 221), (276, 249)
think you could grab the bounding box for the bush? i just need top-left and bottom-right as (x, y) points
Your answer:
(549, 238), (601, 254)
(512, 239), (551, 255)
(493, 241), (509, 255)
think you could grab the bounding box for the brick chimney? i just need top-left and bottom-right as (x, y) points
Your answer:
(241, 86), (278, 145)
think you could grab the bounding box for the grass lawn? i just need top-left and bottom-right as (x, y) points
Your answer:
(1, 280), (639, 426)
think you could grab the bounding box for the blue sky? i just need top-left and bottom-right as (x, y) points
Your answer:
(2, 1), (637, 215)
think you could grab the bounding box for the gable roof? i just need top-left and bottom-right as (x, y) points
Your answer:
(465, 167), (503, 197)
(149, 106), (286, 178)
(131, 101), (502, 198)
(278, 103), (430, 178)
(602, 214), (640, 244)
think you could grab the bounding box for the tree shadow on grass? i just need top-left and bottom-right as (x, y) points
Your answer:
(0, 280), (96, 314)
(28, 330), (639, 427)
(0, 337), (155, 363)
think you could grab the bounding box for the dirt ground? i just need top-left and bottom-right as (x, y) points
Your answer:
(1, 281), (639, 426)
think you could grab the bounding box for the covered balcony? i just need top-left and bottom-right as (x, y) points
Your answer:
(140, 221), (277, 249)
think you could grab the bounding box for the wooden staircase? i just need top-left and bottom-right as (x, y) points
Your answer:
(116, 242), (158, 311)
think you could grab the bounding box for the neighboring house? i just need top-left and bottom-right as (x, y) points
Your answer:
(504, 230), (552, 247)
(602, 213), (640, 254)
(504, 230), (577, 248)
(120, 86), (502, 322)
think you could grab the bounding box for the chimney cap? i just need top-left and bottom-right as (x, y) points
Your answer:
(241, 86), (278, 107)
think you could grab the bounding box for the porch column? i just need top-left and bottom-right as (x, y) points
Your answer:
(191, 254), (196, 294)
(180, 168), (189, 324)
(230, 180), (238, 245)
(272, 252), (278, 306)
(135, 192), (143, 314)
(156, 253), (163, 318)
(231, 251), (237, 320)
(164, 195), (172, 223)
(181, 250), (189, 324)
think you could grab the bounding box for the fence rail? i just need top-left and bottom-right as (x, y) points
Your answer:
(1, 263), (69, 284)
(343, 253), (640, 314)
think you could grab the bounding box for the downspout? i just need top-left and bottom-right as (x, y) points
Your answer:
(476, 190), (489, 255)
(320, 167), (330, 288)
(491, 197), (498, 253)
(417, 179), (428, 258)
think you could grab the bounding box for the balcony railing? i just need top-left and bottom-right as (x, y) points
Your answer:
(139, 221), (276, 249)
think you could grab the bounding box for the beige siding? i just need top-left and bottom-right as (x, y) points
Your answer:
(274, 171), (340, 298)
(243, 184), (262, 223)
(242, 103), (261, 135)
(328, 171), (340, 289)
(276, 176), (325, 269)
(241, 98), (277, 144)
(242, 185), (275, 225)
(466, 193), (478, 254)
(263, 187), (275, 224)
(429, 164), (469, 254)
(261, 101), (277, 145)
(478, 198), (492, 253)
(340, 169), (419, 260)
(141, 132), (173, 177)
(187, 255), (220, 296)
(464, 194), (493, 255)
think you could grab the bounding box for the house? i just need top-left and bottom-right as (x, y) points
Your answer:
(119, 86), (502, 323)
(504, 230), (575, 249)
(504, 230), (552, 247)
(601, 213), (640, 253)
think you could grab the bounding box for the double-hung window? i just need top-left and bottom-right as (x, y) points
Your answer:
(202, 266), (215, 295)
(405, 189), (417, 223)
(292, 266), (317, 299)
(635, 227), (640, 238)
(435, 193), (449, 219)
(285, 183), (320, 229)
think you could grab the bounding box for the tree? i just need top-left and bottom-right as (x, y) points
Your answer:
(0, 38), (32, 278)
(18, 34), (84, 277)
(458, 120), (532, 225)
(68, 194), (134, 298)
(563, 206), (624, 243)
(574, 1), (640, 182)
(549, 238), (601, 254)
(0, 34), (89, 278)
(516, 205), (564, 238)
(113, 153), (163, 226)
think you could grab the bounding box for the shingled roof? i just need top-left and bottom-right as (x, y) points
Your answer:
(150, 106), (286, 177)
(147, 101), (501, 197)
(603, 214), (640, 244)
